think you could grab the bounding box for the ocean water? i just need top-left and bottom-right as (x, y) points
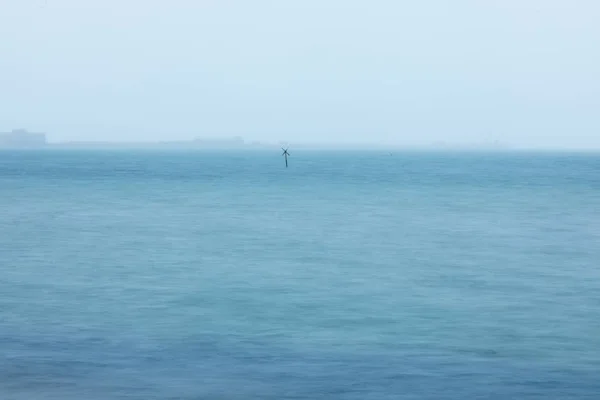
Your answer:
(1, 149), (599, 399)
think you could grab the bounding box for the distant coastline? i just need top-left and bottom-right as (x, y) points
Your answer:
(9, 141), (519, 152)
(3, 128), (596, 152)
(0, 130), (514, 151)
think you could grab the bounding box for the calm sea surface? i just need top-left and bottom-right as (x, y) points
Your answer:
(1, 150), (599, 399)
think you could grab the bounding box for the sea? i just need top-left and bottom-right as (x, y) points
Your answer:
(0, 149), (599, 399)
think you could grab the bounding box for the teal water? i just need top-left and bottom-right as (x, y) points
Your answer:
(1, 150), (599, 399)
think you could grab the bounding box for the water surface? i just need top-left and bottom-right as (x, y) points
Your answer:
(1, 150), (599, 399)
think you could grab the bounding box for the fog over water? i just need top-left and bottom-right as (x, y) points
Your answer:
(1, 0), (599, 148)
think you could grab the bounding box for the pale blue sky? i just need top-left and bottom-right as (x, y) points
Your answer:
(1, 0), (598, 148)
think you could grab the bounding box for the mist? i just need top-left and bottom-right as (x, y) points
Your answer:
(1, 0), (599, 149)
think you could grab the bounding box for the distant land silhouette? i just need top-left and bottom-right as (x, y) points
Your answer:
(1, 129), (518, 151)
(0, 129), (47, 148)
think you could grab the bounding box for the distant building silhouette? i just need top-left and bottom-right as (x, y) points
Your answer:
(0, 129), (47, 148)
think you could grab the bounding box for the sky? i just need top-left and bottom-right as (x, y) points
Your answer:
(0, 0), (599, 148)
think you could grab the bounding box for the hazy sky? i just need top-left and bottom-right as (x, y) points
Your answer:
(1, 0), (598, 148)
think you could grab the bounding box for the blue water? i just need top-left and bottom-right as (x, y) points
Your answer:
(1, 150), (599, 399)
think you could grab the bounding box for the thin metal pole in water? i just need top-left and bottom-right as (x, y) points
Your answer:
(282, 148), (290, 168)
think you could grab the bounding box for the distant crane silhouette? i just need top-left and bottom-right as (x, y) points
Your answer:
(282, 148), (290, 168)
